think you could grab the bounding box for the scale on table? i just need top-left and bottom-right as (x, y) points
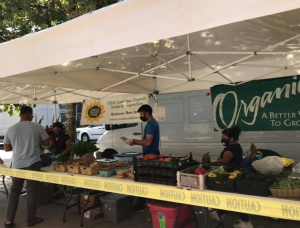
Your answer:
(289, 173), (300, 179)
(97, 158), (118, 166)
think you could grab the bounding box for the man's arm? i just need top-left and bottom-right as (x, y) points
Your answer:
(40, 126), (50, 146)
(4, 144), (12, 152)
(3, 130), (12, 152)
(41, 138), (50, 147)
(134, 134), (153, 147)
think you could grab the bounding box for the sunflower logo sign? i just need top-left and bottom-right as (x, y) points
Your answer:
(80, 94), (149, 125)
(84, 101), (106, 123)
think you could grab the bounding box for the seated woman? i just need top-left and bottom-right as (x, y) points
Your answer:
(49, 122), (71, 198)
(213, 126), (253, 228)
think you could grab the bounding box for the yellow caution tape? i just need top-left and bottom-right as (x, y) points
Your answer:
(1, 167), (300, 221)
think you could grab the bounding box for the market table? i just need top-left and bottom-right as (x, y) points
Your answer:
(0, 166), (299, 222)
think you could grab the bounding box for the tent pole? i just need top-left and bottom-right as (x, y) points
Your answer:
(192, 54), (235, 84)
(187, 34), (192, 80)
(193, 51), (300, 55)
(195, 34), (300, 81)
(54, 90), (57, 122)
(97, 67), (186, 81)
(140, 45), (190, 79)
(237, 62), (300, 86)
(38, 87), (60, 99)
(101, 54), (188, 91)
(0, 85), (29, 102)
(34, 85), (36, 100)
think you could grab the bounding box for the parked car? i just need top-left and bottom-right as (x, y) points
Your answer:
(77, 125), (106, 142)
(96, 90), (300, 162)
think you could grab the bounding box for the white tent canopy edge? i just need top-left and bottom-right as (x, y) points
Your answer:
(0, 1), (300, 104)
(0, 0), (299, 79)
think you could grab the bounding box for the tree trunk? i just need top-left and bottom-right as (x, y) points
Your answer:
(66, 103), (76, 143)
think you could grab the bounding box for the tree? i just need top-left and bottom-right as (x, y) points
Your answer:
(0, 0), (120, 141)
(0, 0), (121, 42)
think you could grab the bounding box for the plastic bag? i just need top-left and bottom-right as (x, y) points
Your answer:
(252, 156), (284, 175)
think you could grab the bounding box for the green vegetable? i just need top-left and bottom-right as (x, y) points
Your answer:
(71, 141), (98, 158)
(245, 173), (255, 181)
(203, 164), (211, 171)
(53, 153), (69, 163)
(253, 175), (265, 182)
(271, 178), (300, 190)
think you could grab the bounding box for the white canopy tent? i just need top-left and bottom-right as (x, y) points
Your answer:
(0, 0), (300, 104)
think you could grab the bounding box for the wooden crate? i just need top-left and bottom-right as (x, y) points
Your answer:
(270, 189), (300, 198)
(55, 164), (68, 172)
(67, 165), (81, 174)
(80, 166), (101, 176)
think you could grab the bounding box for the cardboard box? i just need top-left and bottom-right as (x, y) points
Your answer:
(84, 207), (103, 220)
(80, 191), (108, 204)
(80, 200), (101, 208)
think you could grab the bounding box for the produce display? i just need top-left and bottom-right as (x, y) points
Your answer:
(271, 178), (300, 190)
(238, 169), (273, 182)
(141, 154), (172, 162)
(134, 153), (199, 186)
(208, 168), (241, 180)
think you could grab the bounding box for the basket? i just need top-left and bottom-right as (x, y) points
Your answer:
(67, 165), (81, 174)
(270, 189), (300, 198)
(80, 166), (101, 176)
(177, 165), (207, 190)
(55, 164), (68, 172)
(100, 169), (116, 177)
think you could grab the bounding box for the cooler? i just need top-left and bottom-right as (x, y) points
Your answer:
(100, 194), (133, 222)
(114, 152), (143, 162)
(147, 201), (194, 228)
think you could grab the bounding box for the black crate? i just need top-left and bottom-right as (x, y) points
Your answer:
(142, 168), (149, 174)
(149, 168), (155, 175)
(236, 178), (275, 197)
(160, 169), (167, 176)
(207, 177), (236, 193)
(155, 169), (161, 175)
(133, 156), (199, 186)
(137, 168), (143, 175)
(136, 175), (143, 182)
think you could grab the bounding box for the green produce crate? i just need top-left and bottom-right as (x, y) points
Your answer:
(100, 169), (116, 177)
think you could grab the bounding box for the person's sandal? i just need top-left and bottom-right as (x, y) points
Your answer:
(4, 222), (14, 228)
(27, 218), (44, 227)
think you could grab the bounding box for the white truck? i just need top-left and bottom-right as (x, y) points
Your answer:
(96, 90), (300, 162)
(0, 104), (60, 143)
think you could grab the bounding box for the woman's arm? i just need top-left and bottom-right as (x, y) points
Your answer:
(64, 139), (71, 154)
(48, 140), (53, 151)
(215, 151), (233, 164)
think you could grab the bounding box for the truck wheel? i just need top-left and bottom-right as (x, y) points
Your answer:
(102, 149), (117, 159)
(81, 133), (90, 143)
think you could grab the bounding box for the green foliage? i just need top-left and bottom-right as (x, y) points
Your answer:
(53, 153), (69, 163)
(0, 104), (36, 116)
(0, 0), (120, 43)
(71, 141), (97, 158)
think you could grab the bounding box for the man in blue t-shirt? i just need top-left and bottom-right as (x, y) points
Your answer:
(125, 104), (160, 212)
(126, 104), (160, 155)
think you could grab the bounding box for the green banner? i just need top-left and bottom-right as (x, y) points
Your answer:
(211, 75), (300, 131)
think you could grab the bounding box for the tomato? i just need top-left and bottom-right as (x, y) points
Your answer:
(159, 154), (164, 158)
(195, 168), (206, 175)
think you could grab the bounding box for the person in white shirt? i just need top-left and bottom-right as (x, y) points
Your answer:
(4, 106), (50, 228)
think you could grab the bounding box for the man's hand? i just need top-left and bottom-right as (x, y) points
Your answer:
(125, 139), (134, 146)
(0, 158), (3, 164)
